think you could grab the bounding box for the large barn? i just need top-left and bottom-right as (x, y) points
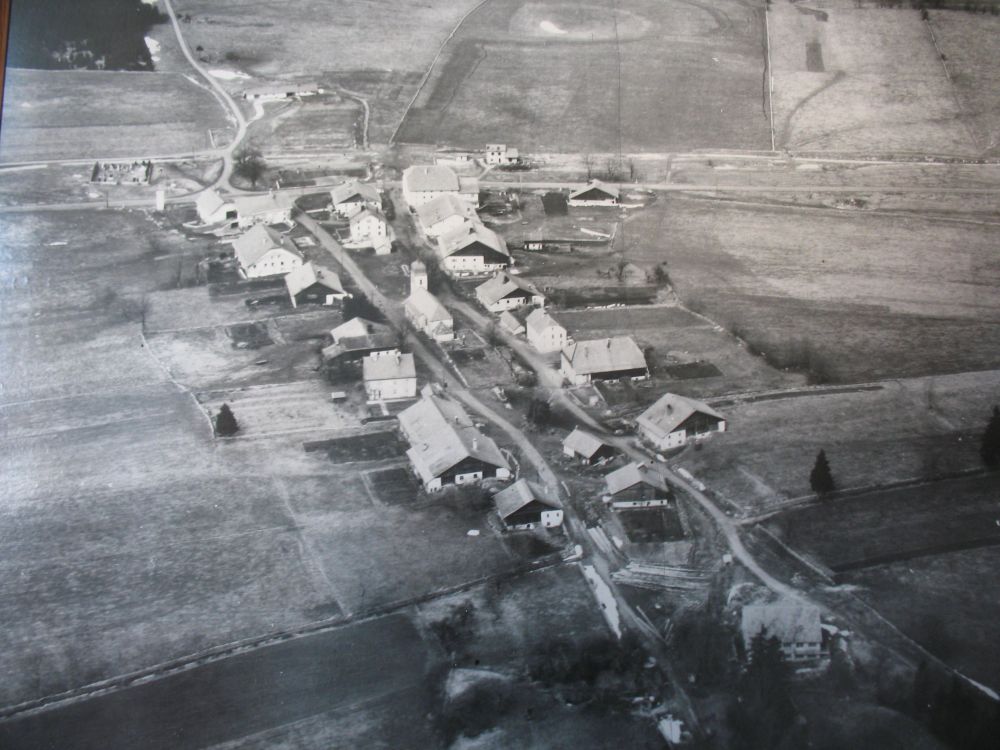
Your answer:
(560, 336), (648, 385)
(568, 180), (620, 207)
(231, 225), (303, 279)
(475, 272), (544, 313)
(436, 223), (510, 277)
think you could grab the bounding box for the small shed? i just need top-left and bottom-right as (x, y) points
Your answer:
(562, 427), (616, 465)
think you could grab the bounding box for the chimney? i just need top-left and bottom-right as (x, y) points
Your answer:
(666, 404), (672, 414)
(472, 437), (478, 451)
(606, 339), (611, 349)
(395, 351), (401, 364)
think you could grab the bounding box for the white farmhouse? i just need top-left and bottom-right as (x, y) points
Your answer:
(636, 393), (726, 451)
(603, 462), (671, 509)
(475, 272), (544, 313)
(349, 208), (389, 245)
(437, 223), (510, 277)
(484, 144), (520, 166)
(232, 225), (304, 279)
(363, 350), (417, 403)
(330, 180), (380, 217)
(232, 193), (292, 228)
(401, 164), (461, 209)
(741, 602), (824, 662)
(525, 308), (567, 353)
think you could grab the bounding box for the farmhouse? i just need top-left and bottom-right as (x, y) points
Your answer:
(603, 462), (671, 509)
(493, 479), (563, 530)
(349, 208), (389, 245)
(475, 272), (544, 313)
(560, 336), (648, 385)
(499, 311), (525, 336)
(562, 427), (616, 465)
(401, 164), (461, 208)
(484, 144), (520, 166)
(526, 308), (567, 354)
(330, 180), (380, 217)
(415, 194), (476, 239)
(285, 262), (349, 308)
(636, 393), (726, 451)
(232, 225), (304, 279)
(740, 602), (824, 662)
(404, 289), (454, 342)
(437, 223), (510, 277)
(232, 193), (292, 229)
(398, 391), (511, 491)
(363, 351), (417, 403)
(243, 82), (324, 101)
(322, 324), (398, 369)
(568, 180), (620, 207)
(196, 189), (237, 226)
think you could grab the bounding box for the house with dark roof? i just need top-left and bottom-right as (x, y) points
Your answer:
(232, 225), (304, 279)
(493, 479), (563, 530)
(330, 180), (380, 217)
(363, 350), (417, 403)
(475, 272), (544, 313)
(398, 392), (511, 491)
(404, 289), (454, 342)
(568, 180), (620, 207)
(437, 223), (510, 277)
(562, 427), (616, 465)
(526, 309), (567, 354)
(603, 462), (671, 508)
(740, 602), (824, 662)
(285, 262), (349, 308)
(560, 336), (648, 385)
(636, 393), (726, 451)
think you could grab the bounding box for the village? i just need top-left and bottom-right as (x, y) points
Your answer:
(3, 0), (1000, 748)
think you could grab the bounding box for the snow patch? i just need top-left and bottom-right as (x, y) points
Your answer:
(540, 20), (568, 35)
(144, 36), (161, 63)
(208, 69), (251, 81)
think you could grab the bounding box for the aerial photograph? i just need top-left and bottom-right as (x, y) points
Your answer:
(1, 0), (999, 747)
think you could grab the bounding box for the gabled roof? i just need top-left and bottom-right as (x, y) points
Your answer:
(404, 289), (451, 323)
(402, 165), (460, 194)
(499, 311), (524, 335)
(350, 207), (386, 226)
(475, 273), (541, 307)
(363, 352), (416, 382)
(330, 316), (392, 343)
(438, 223), (509, 260)
(563, 427), (610, 459)
(416, 193), (475, 230)
(562, 336), (646, 375)
(399, 393), (510, 482)
(605, 462), (669, 496)
(322, 332), (398, 362)
(232, 225), (302, 268)
(570, 180), (620, 201)
(526, 308), (563, 335)
(196, 189), (230, 217)
(459, 176), (479, 195)
(284, 262), (345, 297)
(330, 180), (379, 206)
(493, 478), (561, 520)
(233, 192), (286, 216)
(636, 393), (725, 437)
(740, 602), (822, 646)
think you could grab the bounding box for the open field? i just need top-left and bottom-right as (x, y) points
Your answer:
(677, 369), (1000, 513)
(846, 545), (1000, 690)
(0, 69), (232, 163)
(769, 2), (977, 155)
(397, 0), (771, 152)
(245, 95), (362, 154)
(623, 196), (1000, 382)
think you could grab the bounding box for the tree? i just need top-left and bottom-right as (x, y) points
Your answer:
(979, 405), (1000, 468)
(233, 144), (267, 188)
(215, 403), (239, 437)
(728, 631), (796, 750)
(652, 262), (671, 286)
(810, 449), (835, 495)
(527, 397), (551, 426)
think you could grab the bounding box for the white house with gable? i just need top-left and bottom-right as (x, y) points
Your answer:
(402, 164), (461, 209)
(232, 224), (303, 279)
(363, 350), (417, 403)
(636, 393), (726, 451)
(526, 308), (567, 353)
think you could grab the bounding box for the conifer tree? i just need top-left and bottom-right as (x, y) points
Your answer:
(810, 449), (835, 495)
(215, 403), (239, 437)
(980, 406), (1000, 468)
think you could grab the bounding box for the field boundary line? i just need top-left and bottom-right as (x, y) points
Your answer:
(763, 1), (775, 151)
(388, 0), (493, 144)
(923, 13), (981, 154)
(0, 555), (566, 722)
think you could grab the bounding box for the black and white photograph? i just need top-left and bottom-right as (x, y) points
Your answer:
(0, 0), (999, 747)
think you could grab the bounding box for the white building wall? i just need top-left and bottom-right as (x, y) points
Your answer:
(541, 509), (564, 528)
(244, 250), (302, 279)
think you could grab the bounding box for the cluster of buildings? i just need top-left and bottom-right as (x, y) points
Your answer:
(330, 180), (392, 255)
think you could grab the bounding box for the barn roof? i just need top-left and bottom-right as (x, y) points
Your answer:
(232, 224), (301, 268)
(330, 180), (379, 206)
(402, 164), (460, 194)
(526, 308), (563, 335)
(493, 478), (561, 519)
(196, 188), (230, 218)
(570, 180), (620, 200)
(740, 603), (822, 647)
(284, 261), (345, 297)
(562, 427), (610, 459)
(349, 207), (386, 227)
(561, 336), (646, 376)
(233, 192), (286, 217)
(399, 393), (509, 482)
(416, 194), (474, 230)
(363, 351), (415, 382)
(636, 393), (724, 438)
(438, 223), (509, 260)
(330, 317), (391, 343)
(604, 462), (669, 496)
(475, 272), (541, 307)
(404, 289), (452, 323)
(499, 311), (525, 335)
